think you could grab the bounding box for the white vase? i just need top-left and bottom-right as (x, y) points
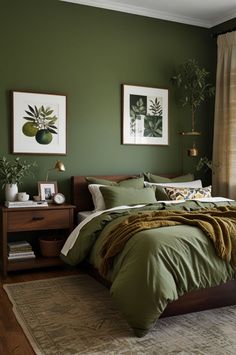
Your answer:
(5, 183), (18, 202)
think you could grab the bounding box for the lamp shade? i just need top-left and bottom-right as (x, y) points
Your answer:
(54, 160), (65, 172)
(46, 160), (66, 181)
(187, 144), (198, 157)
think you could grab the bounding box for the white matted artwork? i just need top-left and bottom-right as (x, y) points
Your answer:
(122, 84), (169, 145)
(12, 91), (67, 155)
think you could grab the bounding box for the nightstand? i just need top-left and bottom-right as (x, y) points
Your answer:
(0, 204), (75, 277)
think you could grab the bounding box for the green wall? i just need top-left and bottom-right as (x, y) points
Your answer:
(0, 0), (218, 201)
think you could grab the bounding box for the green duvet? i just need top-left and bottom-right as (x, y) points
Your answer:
(61, 200), (236, 337)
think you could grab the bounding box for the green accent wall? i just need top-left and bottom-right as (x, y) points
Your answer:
(0, 0), (226, 201)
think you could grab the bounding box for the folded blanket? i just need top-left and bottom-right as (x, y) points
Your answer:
(99, 206), (236, 276)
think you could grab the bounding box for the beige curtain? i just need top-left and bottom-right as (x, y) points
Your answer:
(212, 31), (236, 198)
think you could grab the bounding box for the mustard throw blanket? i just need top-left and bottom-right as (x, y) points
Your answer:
(99, 206), (236, 276)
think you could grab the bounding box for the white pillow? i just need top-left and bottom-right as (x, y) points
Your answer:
(144, 179), (202, 188)
(88, 184), (106, 211)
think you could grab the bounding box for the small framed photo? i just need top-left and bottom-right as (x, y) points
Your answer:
(12, 90), (67, 155)
(38, 181), (58, 202)
(122, 84), (169, 145)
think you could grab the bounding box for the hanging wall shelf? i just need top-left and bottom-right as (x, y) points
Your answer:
(179, 131), (202, 136)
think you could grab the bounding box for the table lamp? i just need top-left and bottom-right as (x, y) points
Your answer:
(46, 160), (65, 181)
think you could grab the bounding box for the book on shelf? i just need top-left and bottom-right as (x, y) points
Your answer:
(8, 241), (30, 246)
(8, 246), (33, 252)
(8, 240), (35, 260)
(8, 241), (32, 248)
(8, 251), (35, 257)
(8, 241), (33, 253)
(5, 200), (48, 208)
(8, 254), (36, 260)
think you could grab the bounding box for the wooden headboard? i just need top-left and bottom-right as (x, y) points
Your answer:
(71, 175), (139, 213)
(71, 173), (178, 214)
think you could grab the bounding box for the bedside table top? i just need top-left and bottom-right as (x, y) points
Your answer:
(1, 203), (76, 212)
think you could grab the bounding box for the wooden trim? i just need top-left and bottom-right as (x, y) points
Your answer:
(161, 279), (236, 317)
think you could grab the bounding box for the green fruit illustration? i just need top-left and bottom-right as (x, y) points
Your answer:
(22, 105), (58, 145)
(35, 129), (53, 144)
(22, 122), (38, 137)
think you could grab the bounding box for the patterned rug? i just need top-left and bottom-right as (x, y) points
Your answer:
(4, 274), (236, 355)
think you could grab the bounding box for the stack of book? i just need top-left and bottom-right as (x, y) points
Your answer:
(5, 200), (48, 208)
(8, 241), (36, 260)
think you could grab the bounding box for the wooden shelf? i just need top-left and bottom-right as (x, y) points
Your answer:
(7, 256), (64, 272)
(179, 131), (202, 136)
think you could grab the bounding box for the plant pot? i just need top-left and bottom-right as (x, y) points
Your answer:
(39, 236), (65, 257)
(5, 183), (18, 202)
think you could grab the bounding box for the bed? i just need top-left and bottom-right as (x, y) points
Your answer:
(61, 175), (236, 337)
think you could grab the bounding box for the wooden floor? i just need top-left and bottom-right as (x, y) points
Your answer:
(0, 265), (80, 355)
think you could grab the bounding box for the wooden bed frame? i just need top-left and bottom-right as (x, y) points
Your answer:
(71, 175), (236, 318)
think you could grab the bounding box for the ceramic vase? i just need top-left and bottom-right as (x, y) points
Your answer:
(5, 183), (18, 202)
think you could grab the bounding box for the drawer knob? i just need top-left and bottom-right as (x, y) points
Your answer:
(32, 216), (45, 221)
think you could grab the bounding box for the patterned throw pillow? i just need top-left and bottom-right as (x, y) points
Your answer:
(164, 186), (212, 201)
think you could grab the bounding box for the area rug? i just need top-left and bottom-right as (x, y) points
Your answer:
(3, 274), (236, 355)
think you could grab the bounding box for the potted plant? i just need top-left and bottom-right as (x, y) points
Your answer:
(196, 155), (220, 173)
(196, 156), (213, 172)
(171, 59), (215, 134)
(0, 157), (37, 201)
(195, 156), (220, 187)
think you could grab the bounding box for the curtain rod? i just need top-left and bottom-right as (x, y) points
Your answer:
(212, 27), (236, 39)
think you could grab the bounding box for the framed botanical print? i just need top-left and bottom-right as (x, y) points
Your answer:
(12, 91), (67, 155)
(122, 84), (169, 145)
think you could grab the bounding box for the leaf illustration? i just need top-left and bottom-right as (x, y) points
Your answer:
(149, 98), (162, 116)
(45, 109), (54, 116)
(144, 116), (162, 137)
(48, 117), (58, 124)
(25, 110), (35, 117)
(34, 105), (39, 117)
(22, 104), (58, 140)
(28, 105), (35, 114)
(47, 128), (58, 134)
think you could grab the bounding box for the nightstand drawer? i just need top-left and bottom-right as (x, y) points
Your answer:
(7, 209), (71, 232)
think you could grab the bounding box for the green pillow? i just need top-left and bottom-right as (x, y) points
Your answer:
(143, 172), (194, 183)
(144, 182), (170, 200)
(118, 177), (144, 188)
(99, 186), (157, 209)
(86, 176), (116, 186)
(154, 186), (170, 200)
(86, 176), (144, 188)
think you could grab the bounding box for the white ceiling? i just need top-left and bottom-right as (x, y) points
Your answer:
(61, 0), (236, 28)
